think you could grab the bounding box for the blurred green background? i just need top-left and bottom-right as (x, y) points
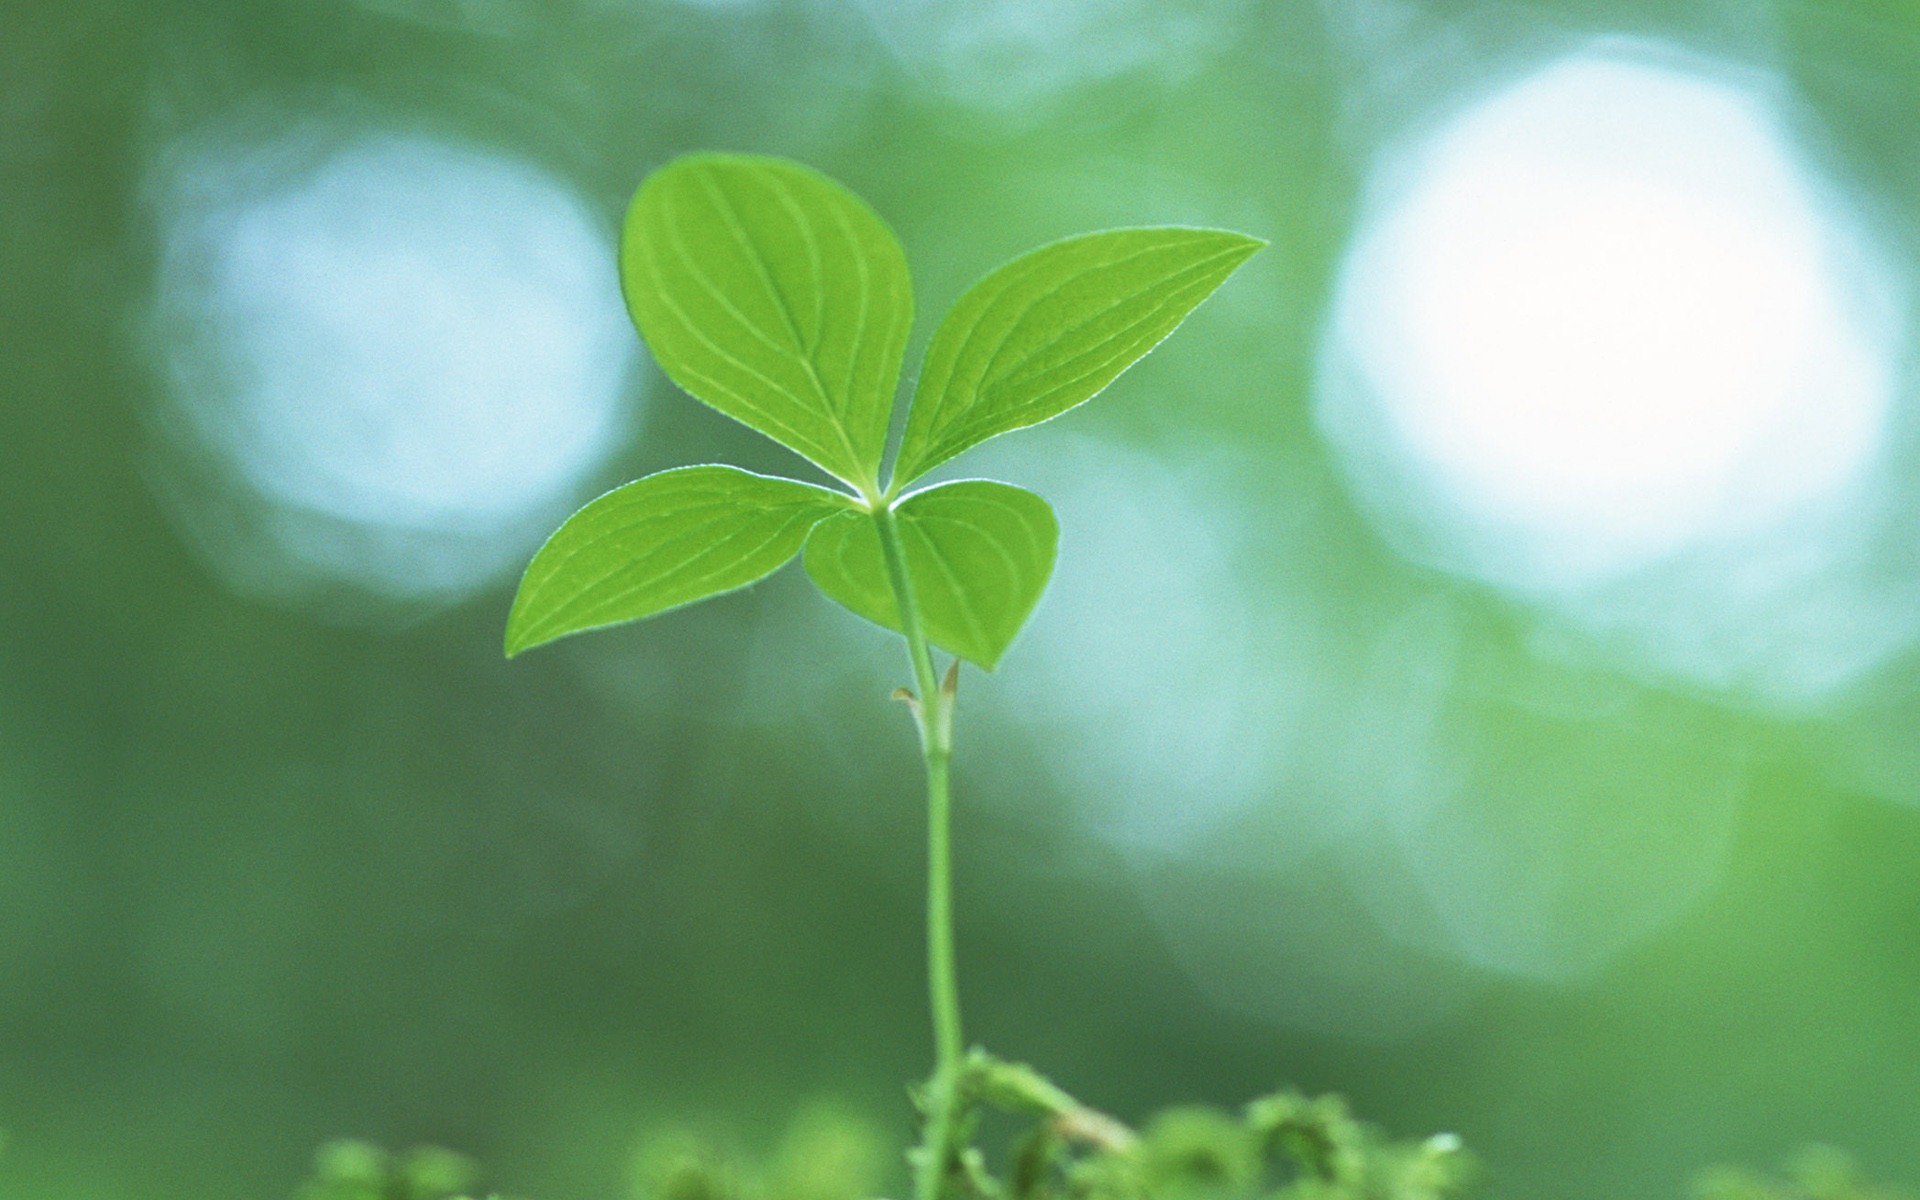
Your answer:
(7, 1), (1920, 1197)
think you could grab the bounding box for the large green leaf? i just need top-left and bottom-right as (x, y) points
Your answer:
(891, 227), (1265, 484)
(803, 480), (1058, 670)
(505, 465), (851, 656)
(621, 154), (913, 490)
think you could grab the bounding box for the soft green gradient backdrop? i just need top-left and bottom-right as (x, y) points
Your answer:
(5, 2), (1920, 1198)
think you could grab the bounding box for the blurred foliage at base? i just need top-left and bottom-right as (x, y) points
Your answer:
(296, 1122), (1920, 1200)
(1697, 1150), (1912, 1200)
(296, 1141), (505, 1200)
(581, 1087), (1465, 1200)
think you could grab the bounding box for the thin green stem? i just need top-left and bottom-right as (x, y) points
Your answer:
(922, 747), (960, 1069)
(875, 507), (946, 756)
(873, 505), (964, 1200)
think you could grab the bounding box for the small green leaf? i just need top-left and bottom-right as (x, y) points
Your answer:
(506, 465), (850, 657)
(621, 154), (913, 490)
(892, 227), (1265, 484)
(803, 480), (1057, 670)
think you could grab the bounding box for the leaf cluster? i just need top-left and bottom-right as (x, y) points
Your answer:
(631, 1102), (891, 1200)
(617, 1063), (1470, 1200)
(1696, 1149), (1913, 1200)
(293, 1115), (1920, 1200)
(506, 153), (1263, 670)
(923, 1056), (1472, 1200)
(294, 1140), (514, 1200)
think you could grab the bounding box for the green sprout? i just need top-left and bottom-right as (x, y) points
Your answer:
(503, 152), (1262, 1200)
(282, 151), (1903, 1200)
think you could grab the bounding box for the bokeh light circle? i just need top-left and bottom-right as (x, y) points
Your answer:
(150, 128), (636, 607)
(1320, 47), (1897, 590)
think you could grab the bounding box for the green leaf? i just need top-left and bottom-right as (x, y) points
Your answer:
(803, 480), (1058, 670)
(892, 227), (1265, 484)
(621, 154), (913, 490)
(505, 465), (850, 657)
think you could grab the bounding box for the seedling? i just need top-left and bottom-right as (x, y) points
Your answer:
(503, 153), (1464, 1200)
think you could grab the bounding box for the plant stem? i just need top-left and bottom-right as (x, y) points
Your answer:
(873, 505), (964, 1200)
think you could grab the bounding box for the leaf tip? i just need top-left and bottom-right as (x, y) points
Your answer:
(502, 578), (552, 659)
(501, 616), (536, 660)
(1218, 229), (1270, 261)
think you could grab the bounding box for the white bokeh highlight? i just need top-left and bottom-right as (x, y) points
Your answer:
(1319, 45), (1912, 706)
(151, 130), (635, 605)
